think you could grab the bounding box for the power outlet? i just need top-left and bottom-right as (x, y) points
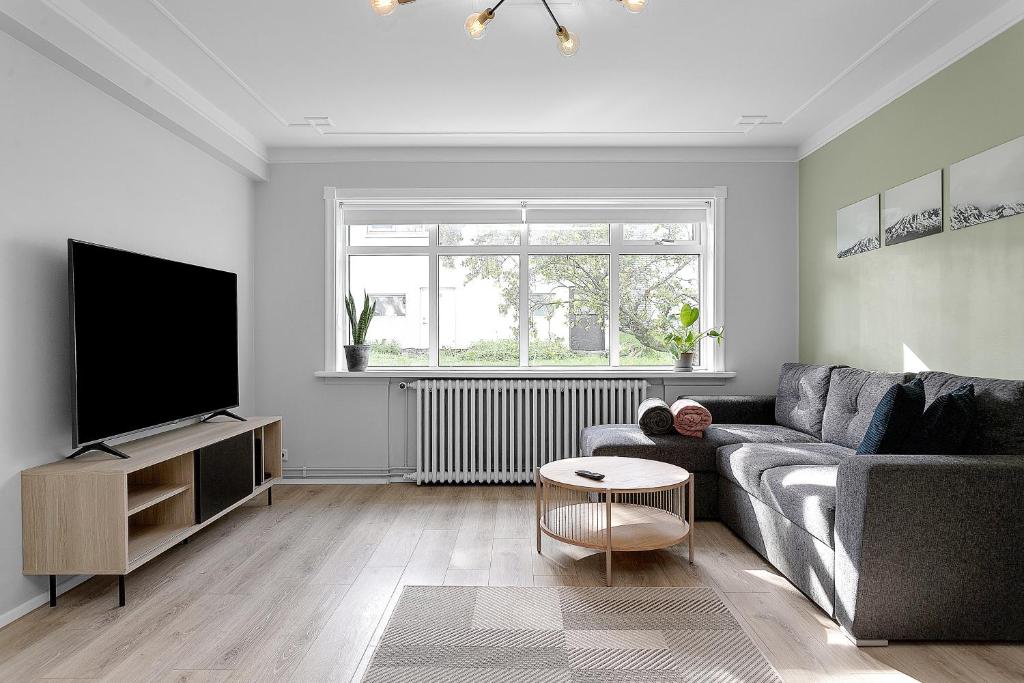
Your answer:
(282, 449), (289, 462)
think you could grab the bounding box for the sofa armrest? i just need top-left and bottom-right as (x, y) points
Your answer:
(835, 454), (1024, 641)
(679, 395), (776, 425)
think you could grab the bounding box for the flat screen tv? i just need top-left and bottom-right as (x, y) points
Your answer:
(69, 240), (239, 447)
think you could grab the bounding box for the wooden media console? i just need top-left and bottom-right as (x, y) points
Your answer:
(22, 417), (283, 607)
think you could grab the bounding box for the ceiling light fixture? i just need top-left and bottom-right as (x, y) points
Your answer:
(371, 0), (648, 57)
(618, 0), (646, 13)
(370, 0), (416, 17)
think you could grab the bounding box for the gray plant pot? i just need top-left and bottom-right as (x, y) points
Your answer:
(344, 344), (371, 372)
(673, 352), (695, 372)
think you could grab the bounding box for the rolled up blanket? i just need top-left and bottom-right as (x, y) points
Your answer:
(670, 398), (713, 438)
(637, 397), (674, 435)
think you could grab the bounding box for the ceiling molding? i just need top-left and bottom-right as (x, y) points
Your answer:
(0, 0), (268, 180)
(782, 0), (941, 125)
(146, 0), (291, 127)
(798, 0), (1024, 159)
(267, 146), (799, 164)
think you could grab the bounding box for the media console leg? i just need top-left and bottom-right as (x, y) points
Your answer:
(49, 575), (57, 607)
(267, 486), (272, 506)
(118, 576), (125, 608)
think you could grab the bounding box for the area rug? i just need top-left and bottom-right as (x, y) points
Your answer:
(362, 586), (781, 682)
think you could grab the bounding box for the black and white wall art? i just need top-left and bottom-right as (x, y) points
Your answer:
(837, 195), (880, 258)
(884, 170), (943, 246)
(951, 134), (1024, 230)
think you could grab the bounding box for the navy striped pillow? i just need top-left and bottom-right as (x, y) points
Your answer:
(856, 378), (926, 455)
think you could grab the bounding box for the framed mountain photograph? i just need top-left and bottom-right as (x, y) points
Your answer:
(837, 194), (880, 258)
(950, 134), (1024, 230)
(884, 170), (943, 246)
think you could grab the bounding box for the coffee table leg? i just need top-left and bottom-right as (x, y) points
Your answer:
(688, 478), (695, 564)
(605, 492), (613, 587)
(535, 469), (542, 554)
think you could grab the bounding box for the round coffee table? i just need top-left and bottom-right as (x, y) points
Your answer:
(535, 456), (694, 586)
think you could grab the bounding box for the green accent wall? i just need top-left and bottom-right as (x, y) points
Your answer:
(799, 21), (1024, 379)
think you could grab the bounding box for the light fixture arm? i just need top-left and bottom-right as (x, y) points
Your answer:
(539, 0), (563, 30)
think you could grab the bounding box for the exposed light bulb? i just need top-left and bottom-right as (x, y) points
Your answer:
(556, 27), (579, 57)
(465, 10), (493, 40)
(370, 0), (399, 17)
(619, 0), (647, 13)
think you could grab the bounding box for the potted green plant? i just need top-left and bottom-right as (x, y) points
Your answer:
(344, 292), (377, 372)
(663, 303), (723, 372)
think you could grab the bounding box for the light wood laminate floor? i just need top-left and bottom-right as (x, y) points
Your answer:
(2, 484), (1022, 682)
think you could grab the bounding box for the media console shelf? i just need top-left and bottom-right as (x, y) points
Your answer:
(22, 417), (283, 607)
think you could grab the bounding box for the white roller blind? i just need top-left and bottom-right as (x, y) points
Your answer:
(524, 205), (708, 224)
(341, 203), (523, 226)
(341, 201), (709, 226)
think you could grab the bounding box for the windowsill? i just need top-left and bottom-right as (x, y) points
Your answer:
(315, 368), (736, 381)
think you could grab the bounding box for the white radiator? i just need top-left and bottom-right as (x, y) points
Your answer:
(415, 379), (647, 484)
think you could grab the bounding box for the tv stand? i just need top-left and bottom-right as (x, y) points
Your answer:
(66, 441), (130, 460)
(200, 409), (246, 423)
(23, 417), (282, 608)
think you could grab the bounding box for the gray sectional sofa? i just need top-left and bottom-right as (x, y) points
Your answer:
(579, 363), (1024, 644)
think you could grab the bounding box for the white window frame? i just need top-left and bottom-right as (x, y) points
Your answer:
(323, 187), (727, 374)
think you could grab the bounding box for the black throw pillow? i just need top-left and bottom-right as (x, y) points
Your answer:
(899, 384), (977, 455)
(856, 378), (926, 455)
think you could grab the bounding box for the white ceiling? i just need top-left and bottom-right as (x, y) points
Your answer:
(5, 0), (1022, 174)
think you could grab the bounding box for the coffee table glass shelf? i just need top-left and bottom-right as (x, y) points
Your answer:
(535, 456), (694, 586)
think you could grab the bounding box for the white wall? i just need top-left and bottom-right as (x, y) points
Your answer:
(0, 32), (256, 619)
(254, 158), (798, 478)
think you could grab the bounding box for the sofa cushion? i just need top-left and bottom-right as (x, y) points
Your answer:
(580, 423), (818, 474)
(917, 371), (1024, 455)
(822, 368), (912, 449)
(758, 465), (839, 547)
(775, 363), (838, 438)
(717, 442), (853, 494)
(856, 378), (926, 455)
(704, 424), (819, 445)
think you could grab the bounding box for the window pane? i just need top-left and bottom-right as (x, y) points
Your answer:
(348, 255), (429, 366)
(619, 254), (700, 367)
(439, 255), (519, 366)
(349, 224), (429, 246)
(528, 224), (610, 246)
(439, 224), (520, 246)
(623, 223), (697, 243)
(529, 255), (609, 366)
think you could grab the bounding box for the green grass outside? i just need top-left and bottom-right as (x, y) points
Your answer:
(367, 334), (674, 369)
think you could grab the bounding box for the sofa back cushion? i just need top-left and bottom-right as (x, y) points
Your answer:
(822, 367), (912, 449)
(916, 371), (1024, 455)
(775, 363), (838, 438)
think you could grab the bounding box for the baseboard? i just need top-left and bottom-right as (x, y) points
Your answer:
(0, 574), (93, 629)
(282, 466), (415, 484)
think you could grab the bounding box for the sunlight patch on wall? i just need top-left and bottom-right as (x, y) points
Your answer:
(902, 344), (930, 373)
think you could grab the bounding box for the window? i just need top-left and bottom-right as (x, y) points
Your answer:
(329, 193), (723, 371)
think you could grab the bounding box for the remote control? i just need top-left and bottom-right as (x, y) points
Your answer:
(575, 469), (606, 481)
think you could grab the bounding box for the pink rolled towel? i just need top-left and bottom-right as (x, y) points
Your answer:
(670, 399), (713, 438)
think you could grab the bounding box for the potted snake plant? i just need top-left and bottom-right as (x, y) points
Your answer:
(344, 292), (377, 372)
(664, 303), (723, 372)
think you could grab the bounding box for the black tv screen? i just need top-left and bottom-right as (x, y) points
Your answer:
(69, 240), (239, 447)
